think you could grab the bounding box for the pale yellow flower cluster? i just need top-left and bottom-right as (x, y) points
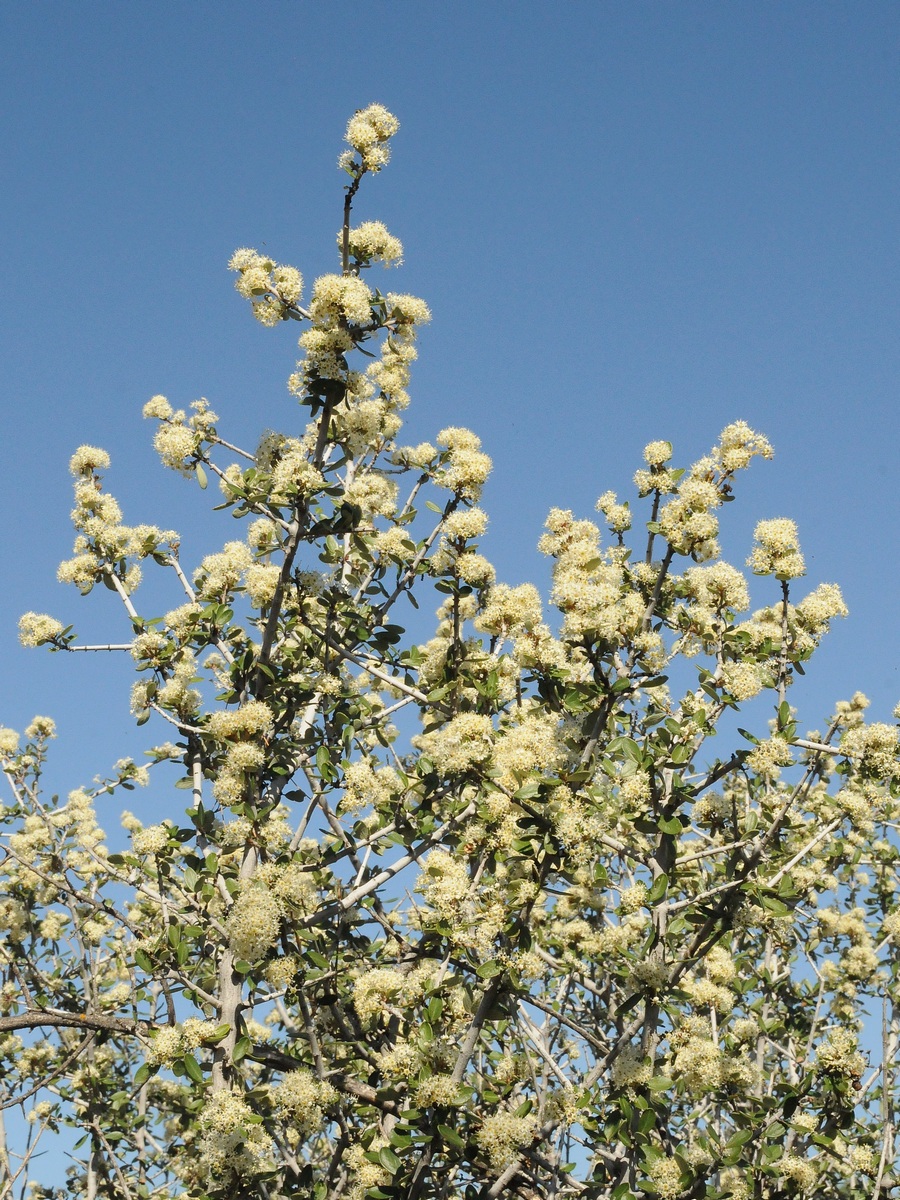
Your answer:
(634, 439), (679, 497)
(475, 1108), (537, 1168)
(271, 1069), (337, 1129)
(716, 420), (774, 472)
(267, 438), (325, 504)
(194, 540), (252, 600)
(310, 273), (373, 326)
(455, 551), (496, 587)
(38, 909), (68, 941)
(795, 581), (848, 629)
(610, 1044), (652, 1093)
(434, 427), (492, 500)
(720, 660), (767, 702)
(68, 445), (110, 476)
(0, 897), (28, 942)
(745, 735), (794, 780)
(849, 1145), (877, 1175)
(343, 1140), (392, 1200)
(493, 710), (564, 790)
(224, 884), (284, 963)
(352, 967), (406, 1022)
(8, 787), (107, 892)
(345, 469), (399, 517)
(18, 612), (65, 648)
(444, 507), (488, 541)
(197, 1088), (272, 1183)
(385, 291), (431, 329)
(475, 582), (543, 639)
(341, 103), (400, 173)
(131, 823), (172, 857)
(56, 446), (179, 596)
(647, 424), (771, 559)
(263, 954), (299, 991)
(417, 849), (472, 917)
(780, 1155), (818, 1194)
(143, 398), (217, 475)
(206, 701), (275, 807)
(683, 562), (749, 613)
(374, 525), (417, 561)
(672, 1035), (722, 1094)
(736, 582), (847, 666)
(0, 724), (19, 753)
(596, 490), (632, 534)
(366, 338), (418, 408)
(340, 758), (403, 815)
(228, 248), (303, 326)
(815, 1027), (865, 1077)
(377, 1040), (422, 1080)
(415, 1073), (461, 1107)
(294, 325), (355, 383)
(657, 470), (723, 562)
(414, 712), (494, 774)
(539, 508), (643, 643)
(748, 518), (805, 580)
(394, 440), (437, 470)
(683, 973), (734, 1015)
(333, 398), (401, 457)
(841, 721), (899, 779)
(648, 1156), (684, 1200)
(245, 562), (280, 608)
(343, 220), (403, 267)
(619, 883), (648, 913)
(146, 1017), (221, 1066)
(154, 421), (200, 471)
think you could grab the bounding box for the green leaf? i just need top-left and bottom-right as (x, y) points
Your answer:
(648, 1076), (673, 1091)
(377, 1146), (401, 1174)
(438, 1124), (466, 1150)
(183, 1054), (204, 1084)
(475, 960), (503, 979)
(425, 500), (443, 513)
(606, 736), (643, 763)
(133, 1063), (155, 1087)
(658, 814), (682, 836)
(195, 463), (208, 489)
(133, 949), (153, 972)
(647, 873), (668, 903)
(232, 1035), (253, 1063)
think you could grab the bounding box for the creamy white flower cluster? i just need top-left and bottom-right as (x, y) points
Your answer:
(143, 396), (217, 476)
(54, 444), (180, 596)
(228, 248), (303, 326)
(339, 102), (400, 174)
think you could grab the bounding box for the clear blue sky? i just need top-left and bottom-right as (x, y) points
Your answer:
(2, 2), (899, 800)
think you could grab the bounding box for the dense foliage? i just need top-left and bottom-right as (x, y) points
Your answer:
(2, 105), (899, 1200)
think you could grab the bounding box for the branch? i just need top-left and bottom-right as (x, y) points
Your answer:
(0, 1010), (141, 1036)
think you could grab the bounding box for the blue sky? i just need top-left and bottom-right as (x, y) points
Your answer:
(2, 2), (899, 800)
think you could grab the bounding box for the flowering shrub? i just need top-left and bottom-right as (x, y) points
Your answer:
(2, 104), (899, 1200)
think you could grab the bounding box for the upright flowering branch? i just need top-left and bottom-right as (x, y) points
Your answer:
(2, 104), (900, 1200)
